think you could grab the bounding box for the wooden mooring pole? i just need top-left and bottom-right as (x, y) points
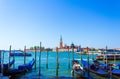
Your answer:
(80, 45), (82, 61)
(38, 42), (41, 76)
(34, 46), (37, 70)
(92, 49), (94, 61)
(72, 46), (74, 61)
(68, 47), (70, 69)
(114, 49), (116, 65)
(46, 50), (48, 69)
(110, 65), (112, 79)
(0, 51), (2, 76)
(0, 51), (1, 65)
(3, 51), (4, 64)
(3, 51), (4, 69)
(8, 45), (11, 69)
(56, 47), (59, 77)
(87, 47), (90, 77)
(24, 46), (26, 65)
(13, 50), (15, 69)
(105, 46), (108, 70)
(72, 44), (74, 77)
(81, 51), (82, 62)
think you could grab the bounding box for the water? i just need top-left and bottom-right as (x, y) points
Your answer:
(0, 51), (120, 79)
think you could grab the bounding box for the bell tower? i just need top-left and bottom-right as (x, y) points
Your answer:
(60, 36), (63, 49)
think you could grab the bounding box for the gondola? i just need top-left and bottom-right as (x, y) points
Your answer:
(73, 69), (84, 77)
(93, 60), (107, 69)
(112, 69), (120, 75)
(81, 59), (109, 77)
(3, 58), (35, 76)
(72, 60), (84, 77)
(10, 52), (32, 56)
(0, 59), (15, 72)
(18, 58), (35, 70)
(93, 60), (120, 76)
(111, 64), (120, 75)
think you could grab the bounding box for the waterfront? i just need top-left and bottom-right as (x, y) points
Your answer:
(0, 51), (120, 79)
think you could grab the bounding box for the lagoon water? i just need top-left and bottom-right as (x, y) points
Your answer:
(0, 51), (119, 79)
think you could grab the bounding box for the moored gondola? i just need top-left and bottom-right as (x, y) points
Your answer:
(72, 60), (84, 77)
(73, 69), (84, 77)
(81, 59), (109, 77)
(93, 60), (120, 76)
(3, 58), (35, 76)
(10, 52), (32, 56)
(0, 59), (15, 72)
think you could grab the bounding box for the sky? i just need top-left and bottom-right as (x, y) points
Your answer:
(0, 0), (120, 50)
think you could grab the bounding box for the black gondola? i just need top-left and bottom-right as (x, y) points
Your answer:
(3, 58), (35, 76)
(81, 59), (109, 77)
(72, 60), (84, 77)
(0, 59), (15, 72)
(10, 53), (32, 56)
(93, 60), (120, 76)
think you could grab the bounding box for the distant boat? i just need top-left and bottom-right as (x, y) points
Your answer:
(96, 52), (120, 60)
(10, 51), (32, 56)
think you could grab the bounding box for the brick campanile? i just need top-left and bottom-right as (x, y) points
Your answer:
(60, 36), (63, 49)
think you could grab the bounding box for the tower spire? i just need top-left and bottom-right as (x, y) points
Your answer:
(60, 36), (63, 49)
(60, 35), (62, 42)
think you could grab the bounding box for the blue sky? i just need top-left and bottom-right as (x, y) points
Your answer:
(0, 0), (120, 49)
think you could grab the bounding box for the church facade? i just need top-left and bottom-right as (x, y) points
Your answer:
(52, 36), (78, 52)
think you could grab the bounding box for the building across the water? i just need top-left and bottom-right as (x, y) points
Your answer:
(52, 36), (79, 52)
(115, 48), (120, 51)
